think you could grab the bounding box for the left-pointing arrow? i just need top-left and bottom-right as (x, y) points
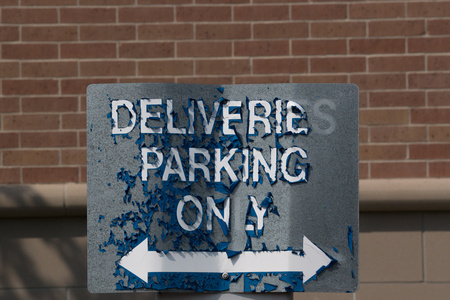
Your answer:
(119, 236), (333, 284)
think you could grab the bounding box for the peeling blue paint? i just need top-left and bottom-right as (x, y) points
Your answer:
(348, 226), (353, 255)
(263, 283), (278, 292)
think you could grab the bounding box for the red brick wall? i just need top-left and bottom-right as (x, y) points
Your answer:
(1, 1), (449, 184)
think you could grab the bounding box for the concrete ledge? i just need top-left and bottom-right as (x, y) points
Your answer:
(359, 178), (450, 211)
(0, 179), (450, 217)
(0, 183), (86, 218)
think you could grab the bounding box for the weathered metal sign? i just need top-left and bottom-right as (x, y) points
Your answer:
(87, 83), (359, 293)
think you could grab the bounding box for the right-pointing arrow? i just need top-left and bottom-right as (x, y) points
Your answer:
(119, 235), (333, 284)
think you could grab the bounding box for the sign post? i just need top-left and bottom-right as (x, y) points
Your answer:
(87, 83), (359, 294)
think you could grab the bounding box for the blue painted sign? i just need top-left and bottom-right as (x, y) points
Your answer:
(87, 83), (359, 293)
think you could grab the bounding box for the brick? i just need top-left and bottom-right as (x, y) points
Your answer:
(120, 77), (175, 84)
(177, 6), (231, 22)
(80, 61), (135, 77)
(61, 79), (118, 95)
(350, 74), (406, 90)
(292, 4), (347, 20)
(370, 126), (427, 143)
(234, 5), (289, 21)
(292, 40), (347, 55)
(0, 0), (18, 4)
(196, 24), (250, 40)
(139, 24), (193, 40)
(359, 109), (409, 125)
(60, 8), (116, 23)
(22, 0), (76, 4)
(62, 149), (87, 165)
(0, 168), (20, 184)
(410, 144), (450, 159)
(429, 126), (450, 142)
(2, 80), (58, 96)
(360, 92), (368, 108)
(350, 3), (404, 19)
(253, 22), (308, 39)
(79, 131), (87, 147)
(80, 166), (87, 182)
(292, 74), (347, 84)
(234, 40), (289, 56)
(369, 91), (425, 107)
(360, 126), (368, 143)
(428, 55), (450, 71)
(253, 0), (305, 2)
(428, 19), (450, 37)
(411, 108), (450, 124)
(235, 76), (290, 84)
(0, 133), (19, 148)
(196, 0), (247, 3)
(2, 8), (58, 24)
(81, 25), (136, 41)
(119, 42), (174, 58)
(138, 60), (193, 76)
(195, 59), (250, 75)
(0, 97), (20, 113)
(22, 97), (78, 113)
(408, 37), (450, 53)
(408, 2), (450, 17)
(370, 162), (427, 178)
(369, 20), (425, 37)
(61, 43), (116, 59)
(80, 0), (134, 4)
(62, 114), (87, 130)
(178, 77), (233, 85)
(428, 91), (450, 106)
(139, 0), (191, 3)
(253, 58), (307, 74)
(22, 62), (78, 78)
(0, 26), (19, 41)
(23, 167), (79, 184)
(311, 57), (365, 73)
(2, 44), (58, 59)
(80, 96), (87, 112)
(3, 150), (59, 166)
(177, 41), (232, 57)
(0, 62), (19, 78)
(430, 162), (450, 177)
(3, 114), (60, 131)
(311, 22), (366, 37)
(360, 145), (407, 160)
(119, 7), (173, 23)
(369, 56), (424, 72)
(21, 132), (78, 148)
(359, 162), (368, 179)
(409, 73), (450, 89)
(350, 39), (405, 54)
(22, 26), (78, 41)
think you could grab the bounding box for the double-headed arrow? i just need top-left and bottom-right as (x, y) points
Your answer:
(119, 236), (333, 284)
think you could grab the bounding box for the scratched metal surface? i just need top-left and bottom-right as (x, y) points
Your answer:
(87, 83), (359, 293)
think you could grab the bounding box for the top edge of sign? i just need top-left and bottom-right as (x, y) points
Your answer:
(87, 82), (359, 91)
